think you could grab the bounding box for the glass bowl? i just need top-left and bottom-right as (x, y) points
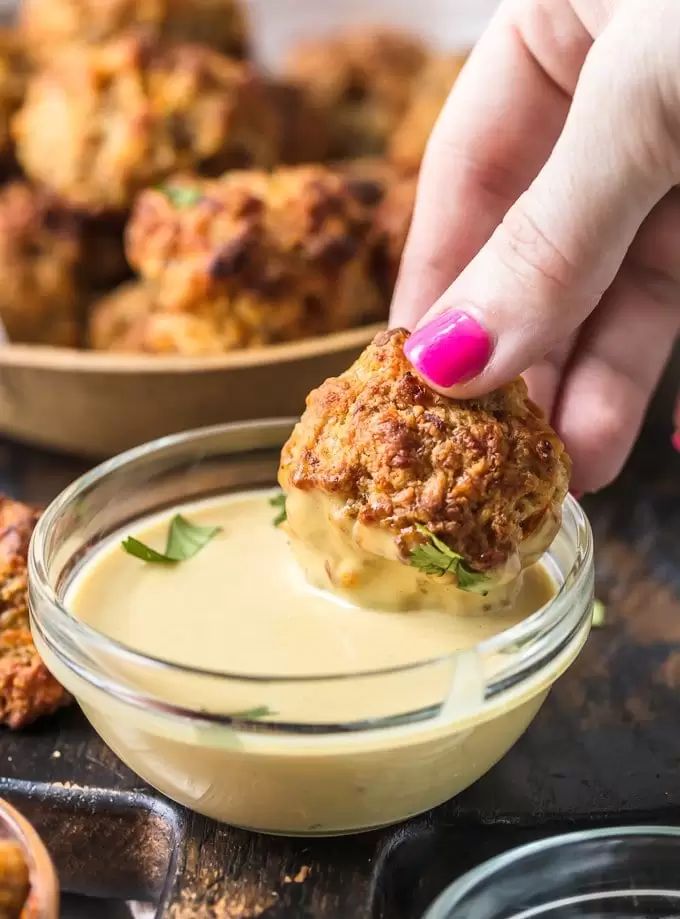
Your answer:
(29, 420), (593, 836)
(0, 798), (59, 919)
(424, 826), (680, 918)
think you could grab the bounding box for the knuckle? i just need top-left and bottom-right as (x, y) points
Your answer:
(494, 199), (578, 296)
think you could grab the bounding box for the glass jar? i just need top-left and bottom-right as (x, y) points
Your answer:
(29, 420), (594, 836)
(424, 826), (680, 918)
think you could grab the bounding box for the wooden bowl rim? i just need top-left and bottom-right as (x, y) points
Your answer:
(0, 799), (59, 919)
(0, 324), (384, 374)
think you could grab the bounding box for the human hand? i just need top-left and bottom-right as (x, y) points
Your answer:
(391, 0), (680, 493)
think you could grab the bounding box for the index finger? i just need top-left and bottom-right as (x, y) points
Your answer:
(390, 0), (592, 329)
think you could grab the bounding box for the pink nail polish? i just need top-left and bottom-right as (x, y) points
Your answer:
(672, 430), (680, 453)
(404, 310), (492, 388)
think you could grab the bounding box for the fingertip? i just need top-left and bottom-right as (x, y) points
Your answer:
(403, 307), (494, 393)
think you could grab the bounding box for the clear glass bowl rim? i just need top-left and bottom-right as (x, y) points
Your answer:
(423, 825), (680, 918)
(29, 418), (593, 687)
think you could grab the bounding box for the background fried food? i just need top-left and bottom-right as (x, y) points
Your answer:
(20, 0), (249, 62)
(389, 53), (467, 173)
(0, 15), (466, 353)
(0, 29), (27, 176)
(122, 165), (391, 351)
(0, 182), (84, 346)
(284, 28), (428, 159)
(14, 33), (279, 211)
(0, 497), (70, 729)
(280, 328), (571, 572)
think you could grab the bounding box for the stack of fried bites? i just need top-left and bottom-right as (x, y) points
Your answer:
(0, 0), (466, 354)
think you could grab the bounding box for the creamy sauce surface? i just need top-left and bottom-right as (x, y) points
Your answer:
(67, 490), (556, 677)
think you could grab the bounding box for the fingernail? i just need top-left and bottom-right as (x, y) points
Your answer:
(672, 430), (680, 453)
(404, 309), (492, 388)
(570, 489), (584, 500)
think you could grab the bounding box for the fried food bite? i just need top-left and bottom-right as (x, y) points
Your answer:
(88, 280), (154, 351)
(284, 28), (428, 159)
(373, 170), (416, 291)
(14, 34), (279, 211)
(20, 0), (248, 61)
(0, 182), (84, 346)
(89, 279), (245, 355)
(0, 497), (70, 729)
(279, 329), (570, 607)
(125, 165), (390, 350)
(389, 53), (466, 174)
(335, 157), (416, 295)
(0, 29), (28, 176)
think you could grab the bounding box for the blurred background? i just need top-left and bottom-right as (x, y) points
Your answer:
(0, 0), (510, 457)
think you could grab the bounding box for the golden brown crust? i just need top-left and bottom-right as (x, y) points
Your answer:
(0, 497), (70, 730)
(373, 170), (416, 292)
(14, 34), (279, 211)
(389, 53), (466, 174)
(124, 165), (390, 349)
(284, 28), (428, 159)
(333, 158), (416, 297)
(280, 328), (571, 571)
(20, 0), (248, 62)
(0, 182), (84, 346)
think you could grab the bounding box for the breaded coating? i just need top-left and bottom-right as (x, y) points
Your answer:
(0, 182), (84, 346)
(88, 280), (310, 355)
(280, 328), (570, 575)
(373, 170), (416, 291)
(284, 28), (428, 159)
(389, 54), (466, 174)
(14, 34), (279, 211)
(88, 280), (154, 351)
(335, 158), (416, 295)
(125, 165), (389, 349)
(0, 497), (70, 729)
(0, 29), (28, 174)
(20, 0), (248, 61)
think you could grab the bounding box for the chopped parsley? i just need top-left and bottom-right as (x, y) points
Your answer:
(122, 514), (221, 564)
(270, 492), (287, 527)
(410, 524), (489, 594)
(158, 183), (203, 209)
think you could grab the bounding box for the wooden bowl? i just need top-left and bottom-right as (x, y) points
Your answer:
(0, 325), (382, 458)
(0, 799), (59, 919)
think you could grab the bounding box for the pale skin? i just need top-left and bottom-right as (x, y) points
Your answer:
(391, 0), (680, 493)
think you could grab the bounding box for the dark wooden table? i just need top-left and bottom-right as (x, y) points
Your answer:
(0, 373), (678, 918)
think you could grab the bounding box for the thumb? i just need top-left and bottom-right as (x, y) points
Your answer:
(404, 17), (677, 397)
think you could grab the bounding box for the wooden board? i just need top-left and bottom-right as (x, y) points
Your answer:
(0, 378), (678, 917)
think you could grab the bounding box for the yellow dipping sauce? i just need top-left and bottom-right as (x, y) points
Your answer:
(51, 489), (585, 835)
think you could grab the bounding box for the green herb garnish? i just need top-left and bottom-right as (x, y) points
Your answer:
(410, 524), (489, 594)
(122, 514), (221, 564)
(592, 598), (607, 629)
(228, 706), (274, 720)
(197, 705), (275, 722)
(270, 492), (287, 527)
(158, 184), (203, 209)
